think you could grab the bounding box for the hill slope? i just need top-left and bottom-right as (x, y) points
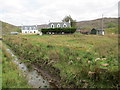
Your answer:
(76, 18), (118, 34)
(0, 21), (20, 34)
(76, 18), (118, 29)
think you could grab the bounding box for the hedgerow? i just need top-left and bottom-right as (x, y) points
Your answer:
(41, 27), (76, 34)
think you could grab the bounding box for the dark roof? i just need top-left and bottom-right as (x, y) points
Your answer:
(21, 25), (38, 30)
(48, 22), (71, 27)
(37, 24), (48, 29)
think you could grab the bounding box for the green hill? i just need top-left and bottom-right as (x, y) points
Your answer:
(0, 21), (20, 35)
(0, 17), (118, 35)
(76, 18), (118, 34)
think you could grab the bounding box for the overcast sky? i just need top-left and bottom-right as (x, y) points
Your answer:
(0, 0), (119, 26)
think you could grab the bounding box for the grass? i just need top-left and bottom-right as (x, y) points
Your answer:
(3, 34), (119, 88)
(0, 41), (2, 89)
(2, 42), (31, 88)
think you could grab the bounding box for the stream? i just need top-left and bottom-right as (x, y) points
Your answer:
(6, 48), (51, 88)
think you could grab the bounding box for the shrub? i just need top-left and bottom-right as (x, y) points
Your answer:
(41, 27), (77, 34)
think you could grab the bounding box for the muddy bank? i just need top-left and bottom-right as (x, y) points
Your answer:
(5, 47), (54, 88)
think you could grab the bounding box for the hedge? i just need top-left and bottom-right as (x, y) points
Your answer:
(41, 27), (77, 34)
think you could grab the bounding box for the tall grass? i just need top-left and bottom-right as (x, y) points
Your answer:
(0, 41), (2, 89)
(2, 43), (31, 88)
(3, 34), (119, 88)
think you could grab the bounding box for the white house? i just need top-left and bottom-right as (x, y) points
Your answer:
(48, 20), (71, 28)
(21, 25), (39, 34)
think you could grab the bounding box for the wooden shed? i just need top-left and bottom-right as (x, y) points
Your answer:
(90, 28), (105, 35)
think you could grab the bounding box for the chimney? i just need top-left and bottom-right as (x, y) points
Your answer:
(69, 19), (71, 24)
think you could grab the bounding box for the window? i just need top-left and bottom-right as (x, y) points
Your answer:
(25, 27), (28, 30)
(51, 24), (54, 28)
(63, 24), (67, 27)
(34, 27), (36, 30)
(29, 27), (32, 30)
(34, 31), (36, 33)
(57, 24), (60, 27)
(25, 31), (27, 33)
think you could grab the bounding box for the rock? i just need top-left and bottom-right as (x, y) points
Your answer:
(68, 60), (73, 65)
(95, 58), (101, 61)
(77, 57), (80, 60)
(82, 83), (89, 88)
(88, 60), (91, 64)
(102, 58), (107, 60)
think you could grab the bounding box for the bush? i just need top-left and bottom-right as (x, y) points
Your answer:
(41, 27), (77, 34)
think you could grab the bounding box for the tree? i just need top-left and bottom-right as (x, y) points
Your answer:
(62, 15), (76, 27)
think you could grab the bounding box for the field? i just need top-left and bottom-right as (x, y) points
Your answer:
(3, 34), (119, 88)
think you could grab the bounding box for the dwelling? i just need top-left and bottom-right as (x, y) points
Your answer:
(90, 28), (105, 35)
(21, 25), (39, 34)
(48, 21), (71, 28)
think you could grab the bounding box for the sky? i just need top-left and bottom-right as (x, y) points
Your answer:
(0, 0), (119, 26)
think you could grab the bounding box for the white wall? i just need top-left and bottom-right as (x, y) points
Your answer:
(22, 30), (39, 33)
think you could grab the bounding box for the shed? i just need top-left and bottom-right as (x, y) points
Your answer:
(90, 28), (105, 35)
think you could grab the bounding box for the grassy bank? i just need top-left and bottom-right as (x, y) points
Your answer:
(0, 41), (2, 89)
(3, 34), (119, 88)
(2, 42), (31, 88)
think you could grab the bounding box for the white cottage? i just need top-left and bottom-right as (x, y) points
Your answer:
(21, 25), (39, 34)
(48, 21), (71, 28)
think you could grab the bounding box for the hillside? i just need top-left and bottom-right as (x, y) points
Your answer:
(0, 17), (118, 35)
(76, 18), (118, 34)
(76, 18), (118, 29)
(0, 21), (20, 34)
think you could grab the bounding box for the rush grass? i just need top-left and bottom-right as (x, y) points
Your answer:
(0, 41), (2, 89)
(2, 43), (31, 88)
(3, 34), (119, 88)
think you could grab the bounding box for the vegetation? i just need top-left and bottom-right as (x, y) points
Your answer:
(76, 18), (118, 35)
(41, 27), (77, 34)
(62, 15), (76, 27)
(3, 34), (119, 88)
(105, 27), (118, 34)
(2, 42), (31, 88)
(1, 21), (20, 34)
(0, 41), (2, 89)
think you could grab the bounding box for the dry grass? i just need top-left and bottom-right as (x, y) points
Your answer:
(3, 34), (119, 88)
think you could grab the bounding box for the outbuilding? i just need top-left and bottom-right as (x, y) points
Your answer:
(90, 28), (105, 35)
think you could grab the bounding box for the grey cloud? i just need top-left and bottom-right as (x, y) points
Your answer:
(0, 0), (119, 25)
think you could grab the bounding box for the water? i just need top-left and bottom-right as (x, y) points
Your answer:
(6, 48), (50, 88)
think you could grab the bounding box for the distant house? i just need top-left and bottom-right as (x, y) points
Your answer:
(48, 21), (71, 28)
(90, 28), (105, 35)
(21, 25), (39, 34)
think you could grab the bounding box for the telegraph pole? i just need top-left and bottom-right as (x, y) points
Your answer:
(101, 14), (104, 35)
(102, 14), (103, 31)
